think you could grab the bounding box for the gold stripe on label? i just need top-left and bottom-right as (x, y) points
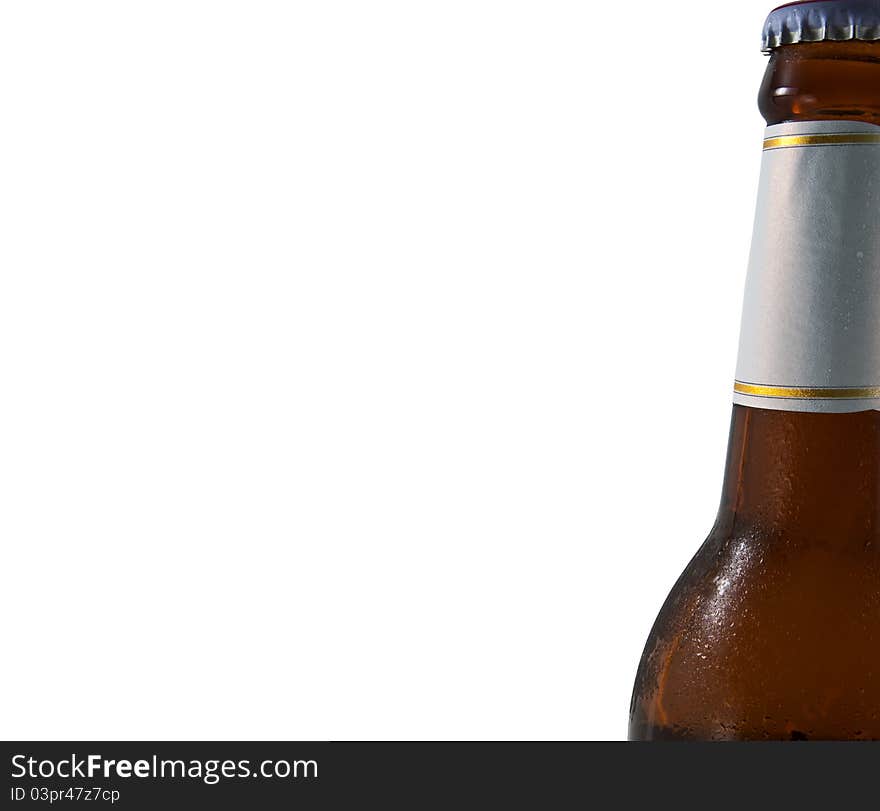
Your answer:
(763, 133), (880, 151)
(734, 381), (880, 400)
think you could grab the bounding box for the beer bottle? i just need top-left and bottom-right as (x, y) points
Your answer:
(630, 1), (880, 741)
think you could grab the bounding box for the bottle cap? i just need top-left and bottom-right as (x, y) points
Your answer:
(763, 0), (880, 52)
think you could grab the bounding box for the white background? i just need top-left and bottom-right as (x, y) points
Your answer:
(2, 1), (771, 740)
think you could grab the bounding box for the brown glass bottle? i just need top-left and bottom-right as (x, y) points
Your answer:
(629, 35), (880, 740)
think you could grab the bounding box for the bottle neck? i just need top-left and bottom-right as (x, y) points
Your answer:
(759, 42), (880, 125)
(716, 406), (880, 541)
(722, 41), (880, 538)
(732, 40), (880, 440)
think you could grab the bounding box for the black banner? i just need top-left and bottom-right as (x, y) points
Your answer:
(1, 741), (877, 808)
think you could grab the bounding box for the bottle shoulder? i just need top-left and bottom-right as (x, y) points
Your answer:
(630, 521), (880, 740)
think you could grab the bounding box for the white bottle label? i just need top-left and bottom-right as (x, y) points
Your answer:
(734, 120), (880, 413)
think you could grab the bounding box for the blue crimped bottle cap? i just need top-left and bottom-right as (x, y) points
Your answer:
(762, 0), (880, 52)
